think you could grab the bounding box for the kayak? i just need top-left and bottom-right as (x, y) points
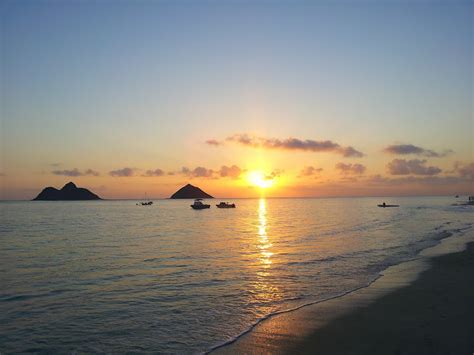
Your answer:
(378, 204), (399, 208)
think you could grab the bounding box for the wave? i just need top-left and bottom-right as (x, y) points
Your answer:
(0, 288), (72, 302)
(206, 223), (473, 354)
(284, 225), (459, 269)
(206, 272), (383, 354)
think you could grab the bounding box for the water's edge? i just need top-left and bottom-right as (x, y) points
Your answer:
(207, 223), (474, 354)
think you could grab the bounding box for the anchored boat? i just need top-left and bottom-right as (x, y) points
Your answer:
(191, 198), (210, 210)
(216, 202), (236, 208)
(137, 193), (153, 206)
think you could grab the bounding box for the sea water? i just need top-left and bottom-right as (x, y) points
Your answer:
(1, 197), (472, 353)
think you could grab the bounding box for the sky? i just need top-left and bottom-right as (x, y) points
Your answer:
(1, 0), (473, 199)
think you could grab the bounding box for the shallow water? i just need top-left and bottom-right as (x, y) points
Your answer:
(0, 197), (472, 353)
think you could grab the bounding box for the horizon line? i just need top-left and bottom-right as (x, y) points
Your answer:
(1, 193), (471, 202)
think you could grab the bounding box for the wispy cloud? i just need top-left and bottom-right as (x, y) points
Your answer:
(265, 169), (282, 179)
(169, 165), (247, 179)
(181, 166), (215, 178)
(207, 133), (364, 157)
(84, 169), (100, 176)
(335, 162), (366, 175)
(383, 144), (452, 158)
(143, 168), (165, 177)
(367, 174), (470, 186)
(205, 139), (224, 146)
(52, 168), (100, 177)
(298, 166), (323, 178)
(339, 146), (364, 158)
(386, 159), (442, 176)
(109, 167), (135, 177)
(453, 161), (474, 180)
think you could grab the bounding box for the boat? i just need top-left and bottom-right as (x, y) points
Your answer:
(191, 198), (210, 209)
(137, 193), (153, 206)
(137, 201), (153, 206)
(216, 202), (236, 208)
(451, 196), (474, 206)
(377, 202), (399, 208)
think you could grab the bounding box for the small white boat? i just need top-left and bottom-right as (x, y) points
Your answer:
(191, 199), (210, 210)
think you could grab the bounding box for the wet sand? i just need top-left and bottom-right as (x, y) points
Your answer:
(214, 230), (474, 354)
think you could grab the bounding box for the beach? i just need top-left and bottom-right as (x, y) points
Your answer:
(214, 229), (474, 354)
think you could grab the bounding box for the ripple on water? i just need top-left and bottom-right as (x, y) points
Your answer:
(0, 197), (472, 353)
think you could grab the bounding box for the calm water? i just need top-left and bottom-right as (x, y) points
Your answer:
(1, 197), (472, 353)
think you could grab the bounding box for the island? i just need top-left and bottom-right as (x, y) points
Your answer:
(33, 182), (101, 200)
(170, 183), (213, 199)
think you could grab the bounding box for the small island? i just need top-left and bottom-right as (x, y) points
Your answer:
(33, 182), (101, 201)
(170, 183), (213, 199)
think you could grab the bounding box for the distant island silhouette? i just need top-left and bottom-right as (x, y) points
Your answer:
(33, 182), (101, 201)
(170, 183), (213, 199)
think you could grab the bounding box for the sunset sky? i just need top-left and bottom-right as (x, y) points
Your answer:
(1, 0), (472, 199)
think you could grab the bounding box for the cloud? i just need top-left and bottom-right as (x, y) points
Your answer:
(52, 168), (100, 177)
(219, 165), (244, 179)
(366, 174), (470, 186)
(384, 144), (452, 158)
(298, 166), (323, 178)
(340, 176), (359, 182)
(143, 168), (165, 177)
(386, 159), (442, 176)
(206, 139), (224, 146)
(52, 168), (82, 177)
(109, 167), (135, 177)
(171, 165), (247, 179)
(210, 133), (364, 157)
(266, 169), (282, 179)
(453, 162), (474, 180)
(339, 146), (364, 158)
(84, 169), (100, 176)
(0, 172), (5, 177)
(335, 162), (366, 175)
(181, 166), (215, 178)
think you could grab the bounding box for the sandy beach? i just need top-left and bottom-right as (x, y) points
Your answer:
(214, 229), (474, 354)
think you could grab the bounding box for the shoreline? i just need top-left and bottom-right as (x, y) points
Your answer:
(212, 227), (474, 354)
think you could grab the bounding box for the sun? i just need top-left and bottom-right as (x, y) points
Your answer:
(247, 170), (275, 189)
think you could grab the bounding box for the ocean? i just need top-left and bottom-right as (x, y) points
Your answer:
(1, 197), (472, 353)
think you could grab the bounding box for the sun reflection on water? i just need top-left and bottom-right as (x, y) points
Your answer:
(258, 198), (273, 268)
(251, 198), (281, 307)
